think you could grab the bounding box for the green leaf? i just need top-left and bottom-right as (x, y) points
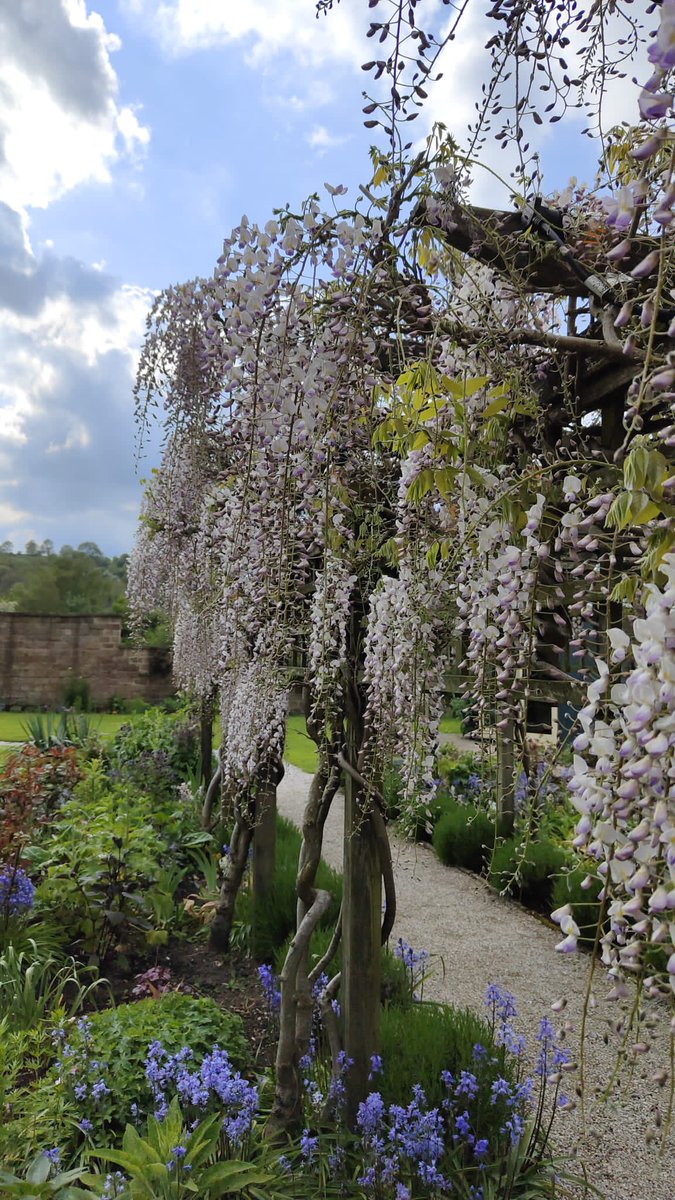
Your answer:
(606, 491), (633, 531)
(406, 468), (435, 503)
(610, 576), (639, 603)
(483, 392), (510, 419)
(145, 929), (169, 946)
(623, 446), (650, 490)
(26, 1155), (51, 1186)
(632, 494), (661, 525)
(645, 449), (668, 490)
(199, 1162), (273, 1197)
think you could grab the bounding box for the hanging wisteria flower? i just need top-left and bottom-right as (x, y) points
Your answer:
(568, 555), (675, 993)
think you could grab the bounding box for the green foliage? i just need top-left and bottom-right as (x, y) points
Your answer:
(22, 712), (102, 757)
(489, 838), (569, 908)
(0, 544), (126, 615)
(87, 1097), (272, 1199)
(551, 866), (604, 948)
(107, 709), (200, 794)
(27, 764), (201, 960)
(379, 1000), (510, 1112)
(433, 802), (495, 872)
(435, 747), (495, 807)
(7, 994), (250, 1166)
(0, 1151), (95, 1198)
(62, 674), (92, 713)
(0, 943), (105, 1028)
(237, 816), (342, 962)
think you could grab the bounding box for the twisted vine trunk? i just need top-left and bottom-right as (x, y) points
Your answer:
(209, 810), (254, 951)
(209, 751), (284, 952)
(269, 704), (342, 1131)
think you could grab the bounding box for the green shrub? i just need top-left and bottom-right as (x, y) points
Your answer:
(489, 837), (568, 908)
(107, 707), (200, 793)
(61, 672), (91, 712)
(551, 866), (604, 947)
(433, 802), (495, 872)
(379, 1001), (511, 1113)
(27, 763), (202, 959)
(2, 993), (249, 1167)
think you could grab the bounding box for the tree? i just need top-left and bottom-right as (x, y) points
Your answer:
(130, 0), (675, 1137)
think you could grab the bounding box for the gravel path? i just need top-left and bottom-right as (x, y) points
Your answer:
(278, 763), (674, 1200)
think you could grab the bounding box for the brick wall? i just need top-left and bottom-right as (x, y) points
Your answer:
(0, 613), (174, 708)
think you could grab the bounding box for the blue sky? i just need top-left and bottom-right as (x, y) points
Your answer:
(0, 1), (647, 557)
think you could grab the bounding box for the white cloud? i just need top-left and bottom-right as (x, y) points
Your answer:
(124, 0), (367, 68)
(307, 124), (350, 151)
(0, 199), (155, 552)
(0, 1), (150, 212)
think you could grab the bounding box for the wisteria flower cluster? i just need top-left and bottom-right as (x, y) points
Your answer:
(566, 555), (675, 994)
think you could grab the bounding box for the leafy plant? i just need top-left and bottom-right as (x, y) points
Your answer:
(0, 1150), (95, 1198)
(59, 994), (248, 1141)
(379, 999), (510, 1112)
(0, 745), (82, 852)
(0, 943), (105, 1028)
(433, 802), (495, 872)
(61, 674), (92, 713)
(88, 1097), (272, 1200)
(107, 710), (200, 797)
(488, 837), (569, 909)
(28, 769), (195, 960)
(235, 816), (342, 962)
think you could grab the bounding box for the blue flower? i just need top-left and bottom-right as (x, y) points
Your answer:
(43, 1148), (61, 1167)
(356, 1091), (385, 1135)
(258, 964), (281, 1012)
(300, 1128), (318, 1163)
(0, 865), (35, 915)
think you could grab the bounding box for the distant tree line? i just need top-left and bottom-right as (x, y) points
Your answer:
(0, 541), (128, 615)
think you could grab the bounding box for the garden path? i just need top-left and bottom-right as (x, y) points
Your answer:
(277, 762), (674, 1200)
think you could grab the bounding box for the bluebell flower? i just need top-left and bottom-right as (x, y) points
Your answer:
(356, 1091), (385, 1135)
(300, 1128), (318, 1163)
(43, 1148), (61, 1167)
(0, 865), (35, 915)
(455, 1070), (479, 1099)
(258, 964), (281, 1012)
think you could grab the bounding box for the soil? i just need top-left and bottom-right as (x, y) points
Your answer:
(95, 936), (277, 1072)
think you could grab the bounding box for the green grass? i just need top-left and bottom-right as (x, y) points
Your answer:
(284, 714), (319, 773)
(282, 714), (462, 773)
(0, 710), (141, 743)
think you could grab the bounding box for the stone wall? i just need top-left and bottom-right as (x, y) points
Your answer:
(0, 613), (174, 708)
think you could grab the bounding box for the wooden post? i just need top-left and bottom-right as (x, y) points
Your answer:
(343, 720), (381, 1125)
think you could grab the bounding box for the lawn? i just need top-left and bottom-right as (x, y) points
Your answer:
(283, 713), (462, 773)
(0, 710), (140, 743)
